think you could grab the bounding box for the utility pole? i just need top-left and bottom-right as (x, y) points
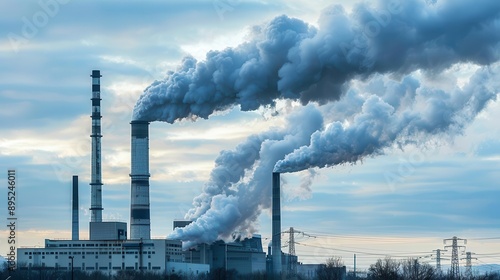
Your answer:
(432, 249), (448, 273)
(444, 236), (467, 279)
(354, 254), (357, 278)
(461, 252), (476, 279)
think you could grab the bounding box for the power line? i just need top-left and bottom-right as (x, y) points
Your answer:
(295, 242), (430, 258)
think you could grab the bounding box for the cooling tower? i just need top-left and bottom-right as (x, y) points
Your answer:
(272, 172), (282, 276)
(130, 120), (151, 240)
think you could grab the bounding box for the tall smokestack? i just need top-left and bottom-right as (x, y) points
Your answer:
(72, 175), (79, 241)
(272, 172), (281, 276)
(130, 121), (151, 240)
(90, 70), (103, 222)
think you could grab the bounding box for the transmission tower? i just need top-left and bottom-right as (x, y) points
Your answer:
(461, 252), (476, 279)
(444, 236), (467, 279)
(282, 227), (314, 278)
(288, 227), (296, 277)
(432, 249), (448, 273)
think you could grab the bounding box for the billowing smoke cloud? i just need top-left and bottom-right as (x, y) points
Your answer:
(170, 65), (499, 245)
(184, 130), (285, 220)
(133, 0), (500, 122)
(275, 66), (500, 173)
(168, 106), (323, 246)
(133, 0), (500, 245)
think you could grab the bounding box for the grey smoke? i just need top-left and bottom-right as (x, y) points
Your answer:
(185, 130), (285, 220)
(132, 0), (500, 245)
(168, 105), (323, 246)
(275, 66), (500, 173)
(133, 0), (500, 122)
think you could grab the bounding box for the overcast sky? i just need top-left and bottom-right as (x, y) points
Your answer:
(1, 0), (500, 271)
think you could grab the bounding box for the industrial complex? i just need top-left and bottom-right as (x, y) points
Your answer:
(15, 70), (314, 279)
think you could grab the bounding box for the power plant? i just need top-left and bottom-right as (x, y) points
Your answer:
(16, 70), (290, 278)
(15, 69), (495, 279)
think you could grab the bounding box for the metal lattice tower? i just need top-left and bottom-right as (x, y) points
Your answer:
(282, 227), (314, 278)
(288, 227), (295, 256)
(444, 236), (467, 279)
(432, 249), (447, 273)
(288, 227), (296, 277)
(461, 252), (476, 279)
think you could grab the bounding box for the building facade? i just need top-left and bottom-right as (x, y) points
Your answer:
(17, 238), (208, 276)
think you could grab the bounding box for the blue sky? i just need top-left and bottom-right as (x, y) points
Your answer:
(1, 0), (500, 271)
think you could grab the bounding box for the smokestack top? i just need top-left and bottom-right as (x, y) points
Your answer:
(130, 120), (150, 124)
(130, 121), (150, 140)
(91, 70), (102, 78)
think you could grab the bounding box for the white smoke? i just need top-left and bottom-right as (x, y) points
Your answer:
(133, 0), (500, 122)
(275, 66), (500, 172)
(168, 105), (323, 246)
(131, 0), (500, 245)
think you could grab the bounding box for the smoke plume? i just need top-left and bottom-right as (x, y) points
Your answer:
(133, 0), (500, 122)
(132, 0), (500, 245)
(168, 106), (324, 246)
(275, 66), (500, 173)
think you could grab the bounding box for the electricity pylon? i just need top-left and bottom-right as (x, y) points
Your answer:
(444, 236), (467, 279)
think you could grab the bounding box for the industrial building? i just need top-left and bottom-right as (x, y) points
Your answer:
(16, 70), (293, 277)
(16, 70), (209, 276)
(174, 221), (268, 275)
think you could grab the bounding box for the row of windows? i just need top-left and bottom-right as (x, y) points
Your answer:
(28, 255), (154, 260)
(25, 251), (156, 255)
(27, 262), (156, 270)
(50, 243), (124, 248)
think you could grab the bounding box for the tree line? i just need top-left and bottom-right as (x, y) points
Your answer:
(312, 256), (500, 280)
(2, 259), (499, 280)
